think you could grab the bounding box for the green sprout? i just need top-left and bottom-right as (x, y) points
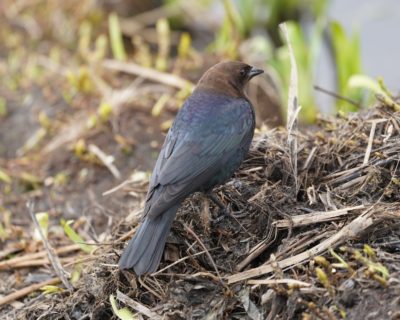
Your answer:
(109, 294), (137, 320)
(60, 219), (94, 254)
(330, 21), (363, 112)
(108, 13), (127, 61)
(156, 18), (171, 71)
(97, 101), (113, 122)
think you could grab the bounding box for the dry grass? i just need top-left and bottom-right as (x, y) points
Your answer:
(2, 103), (398, 320)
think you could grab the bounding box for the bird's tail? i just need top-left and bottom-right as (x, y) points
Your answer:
(118, 205), (179, 275)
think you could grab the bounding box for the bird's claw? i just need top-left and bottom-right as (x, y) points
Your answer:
(211, 207), (231, 225)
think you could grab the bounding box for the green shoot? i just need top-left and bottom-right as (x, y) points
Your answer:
(108, 13), (127, 61)
(330, 21), (363, 112)
(109, 294), (137, 320)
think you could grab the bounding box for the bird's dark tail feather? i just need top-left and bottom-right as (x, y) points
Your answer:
(118, 205), (179, 275)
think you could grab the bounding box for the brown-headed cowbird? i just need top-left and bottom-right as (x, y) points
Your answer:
(119, 61), (263, 275)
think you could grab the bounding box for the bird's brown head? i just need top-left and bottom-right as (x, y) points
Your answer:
(195, 61), (264, 98)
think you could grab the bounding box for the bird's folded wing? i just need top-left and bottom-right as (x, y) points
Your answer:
(145, 98), (253, 218)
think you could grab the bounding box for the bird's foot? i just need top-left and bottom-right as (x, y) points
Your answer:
(211, 208), (231, 224)
(207, 192), (231, 223)
(207, 192), (227, 210)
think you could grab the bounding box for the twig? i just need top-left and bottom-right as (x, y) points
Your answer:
(0, 244), (80, 270)
(102, 179), (133, 196)
(363, 119), (387, 165)
(183, 223), (223, 283)
(0, 277), (60, 307)
(314, 85), (360, 108)
(8, 256), (74, 269)
(116, 227), (138, 243)
(247, 278), (311, 287)
(102, 59), (194, 90)
(275, 230), (335, 260)
(227, 208), (374, 284)
(137, 277), (163, 300)
(0, 244), (24, 260)
(3, 253), (105, 269)
(155, 271), (221, 282)
(28, 202), (73, 291)
(236, 226), (278, 271)
(116, 290), (161, 319)
(273, 205), (365, 228)
(64, 253), (114, 268)
(88, 144), (121, 179)
(302, 146), (317, 170)
(152, 249), (215, 276)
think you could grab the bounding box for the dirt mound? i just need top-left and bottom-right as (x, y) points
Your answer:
(14, 104), (400, 320)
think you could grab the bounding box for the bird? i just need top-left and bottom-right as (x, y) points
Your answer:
(119, 61), (264, 275)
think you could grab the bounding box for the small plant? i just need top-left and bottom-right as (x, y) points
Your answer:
(109, 294), (136, 320)
(97, 101), (113, 122)
(60, 219), (94, 253)
(156, 18), (171, 71)
(0, 97), (7, 117)
(209, 0), (243, 58)
(349, 74), (400, 111)
(108, 13), (127, 61)
(66, 67), (94, 94)
(330, 21), (363, 112)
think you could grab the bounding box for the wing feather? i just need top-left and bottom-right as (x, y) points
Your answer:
(145, 94), (254, 218)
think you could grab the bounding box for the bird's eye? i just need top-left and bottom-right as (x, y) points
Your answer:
(240, 68), (247, 77)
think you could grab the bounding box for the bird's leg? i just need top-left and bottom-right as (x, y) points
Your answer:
(208, 193), (227, 212)
(207, 192), (230, 219)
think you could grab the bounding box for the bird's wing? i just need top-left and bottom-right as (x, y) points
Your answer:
(144, 96), (254, 218)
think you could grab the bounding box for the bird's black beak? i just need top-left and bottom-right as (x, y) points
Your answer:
(248, 66), (264, 79)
